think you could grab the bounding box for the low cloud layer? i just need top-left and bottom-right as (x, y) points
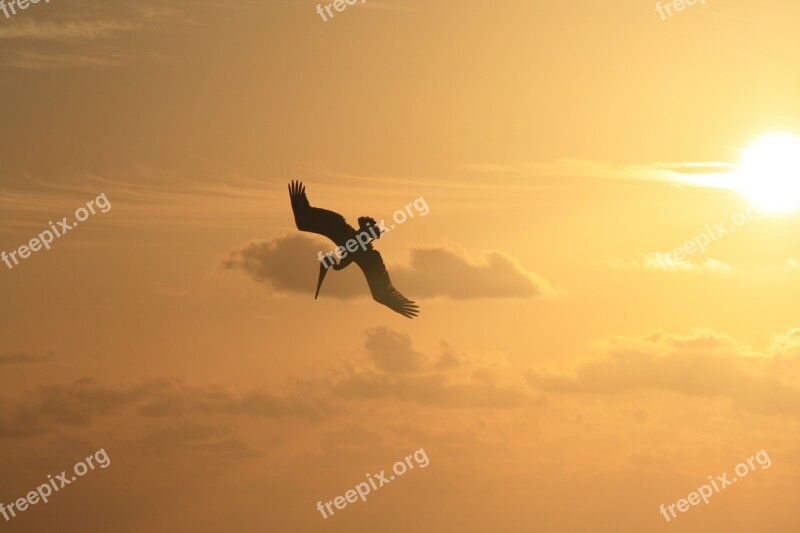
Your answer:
(527, 328), (800, 414)
(328, 326), (545, 409)
(0, 378), (319, 440)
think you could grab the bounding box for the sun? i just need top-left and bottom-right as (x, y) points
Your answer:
(736, 133), (800, 214)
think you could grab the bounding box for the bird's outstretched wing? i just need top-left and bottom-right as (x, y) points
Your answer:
(288, 180), (356, 245)
(353, 250), (419, 319)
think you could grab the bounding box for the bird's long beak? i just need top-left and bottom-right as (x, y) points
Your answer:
(314, 262), (328, 300)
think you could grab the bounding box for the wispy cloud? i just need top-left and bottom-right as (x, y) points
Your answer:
(0, 351), (54, 365)
(0, 19), (137, 41)
(0, 168), (283, 234)
(0, 51), (133, 69)
(0, 2), (183, 69)
(466, 159), (741, 190)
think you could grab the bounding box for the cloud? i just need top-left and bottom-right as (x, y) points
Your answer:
(137, 421), (262, 458)
(221, 235), (331, 295)
(0, 351), (54, 365)
(333, 372), (539, 409)
(392, 246), (557, 299)
(137, 387), (320, 419)
(364, 326), (426, 373)
(222, 233), (557, 300)
(526, 328), (800, 414)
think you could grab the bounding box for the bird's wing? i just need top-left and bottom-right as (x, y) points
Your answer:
(288, 180), (356, 245)
(353, 250), (419, 319)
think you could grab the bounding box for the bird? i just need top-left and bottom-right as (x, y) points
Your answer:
(288, 180), (419, 319)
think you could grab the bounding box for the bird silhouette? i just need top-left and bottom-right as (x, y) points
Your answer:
(288, 180), (419, 319)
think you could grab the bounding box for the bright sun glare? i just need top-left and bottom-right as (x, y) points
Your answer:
(737, 133), (800, 214)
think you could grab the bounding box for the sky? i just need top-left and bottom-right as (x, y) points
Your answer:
(1, 0), (800, 531)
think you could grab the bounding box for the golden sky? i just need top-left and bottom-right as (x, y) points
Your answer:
(1, 0), (800, 531)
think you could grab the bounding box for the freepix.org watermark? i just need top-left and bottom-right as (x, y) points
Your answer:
(316, 0), (365, 22)
(658, 449), (772, 523)
(656, 0), (706, 21)
(1, 193), (112, 271)
(654, 205), (765, 269)
(0, 0), (52, 20)
(0, 448), (111, 524)
(315, 448), (430, 520)
(317, 196), (429, 269)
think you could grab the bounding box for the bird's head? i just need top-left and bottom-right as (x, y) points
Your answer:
(358, 217), (381, 240)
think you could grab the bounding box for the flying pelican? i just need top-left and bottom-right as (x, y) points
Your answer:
(288, 180), (419, 319)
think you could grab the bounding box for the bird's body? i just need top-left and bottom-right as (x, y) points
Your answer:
(288, 181), (419, 319)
